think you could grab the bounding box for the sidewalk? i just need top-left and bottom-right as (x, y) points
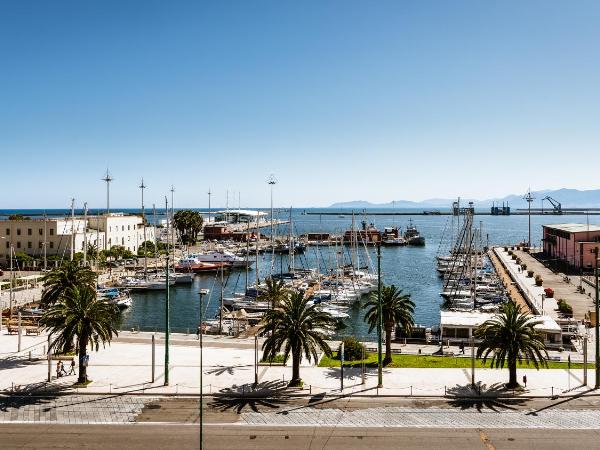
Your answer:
(0, 329), (595, 398)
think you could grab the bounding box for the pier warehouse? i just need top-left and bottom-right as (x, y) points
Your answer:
(0, 213), (153, 266)
(542, 223), (600, 269)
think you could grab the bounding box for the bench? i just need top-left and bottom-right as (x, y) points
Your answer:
(7, 326), (18, 335)
(25, 326), (40, 336)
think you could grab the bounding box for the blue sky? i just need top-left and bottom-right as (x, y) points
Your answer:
(1, 1), (599, 208)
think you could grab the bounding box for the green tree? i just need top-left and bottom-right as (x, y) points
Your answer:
(85, 243), (98, 261)
(14, 252), (34, 267)
(40, 285), (120, 384)
(260, 292), (335, 387)
(40, 262), (97, 306)
(258, 278), (289, 309)
(363, 285), (415, 365)
(475, 301), (548, 388)
(8, 214), (30, 220)
(138, 240), (156, 257)
(173, 210), (204, 245)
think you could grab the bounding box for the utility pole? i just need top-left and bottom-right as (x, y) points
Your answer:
(43, 212), (47, 271)
(164, 196), (170, 386)
(170, 185), (175, 253)
(524, 190), (535, 248)
(198, 289), (209, 450)
(377, 242), (383, 388)
(219, 263), (224, 334)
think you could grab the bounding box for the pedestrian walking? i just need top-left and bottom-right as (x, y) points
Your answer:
(69, 359), (76, 375)
(522, 374), (527, 387)
(56, 361), (61, 379)
(59, 361), (68, 377)
(459, 341), (465, 354)
(196, 326), (201, 340)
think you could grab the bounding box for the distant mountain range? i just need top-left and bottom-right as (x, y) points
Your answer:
(329, 188), (600, 209)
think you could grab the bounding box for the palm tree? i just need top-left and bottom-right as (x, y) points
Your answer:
(260, 291), (336, 387)
(258, 278), (289, 309)
(474, 301), (548, 388)
(41, 262), (97, 306)
(363, 285), (414, 365)
(40, 285), (120, 384)
(173, 210), (204, 245)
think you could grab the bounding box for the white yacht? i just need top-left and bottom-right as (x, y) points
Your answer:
(191, 251), (252, 268)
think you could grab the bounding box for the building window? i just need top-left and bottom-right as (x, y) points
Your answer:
(50, 229), (54, 236)
(121, 237), (124, 245)
(128, 225), (131, 230)
(39, 228), (43, 235)
(38, 242), (42, 249)
(6, 228), (10, 235)
(50, 242), (54, 249)
(5, 242), (8, 249)
(122, 226), (124, 231)
(17, 229), (21, 236)
(17, 242), (21, 248)
(28, 228), (32, 235)
(27, 241), (32, 249)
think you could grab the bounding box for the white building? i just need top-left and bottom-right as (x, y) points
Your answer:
(0, 213), (154, 265)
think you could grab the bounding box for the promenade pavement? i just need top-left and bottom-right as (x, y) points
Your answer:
(0, 329), (595, 398)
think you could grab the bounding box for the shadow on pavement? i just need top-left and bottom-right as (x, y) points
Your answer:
(206, 365), (251, 376)
(446, 383), (528, 412)
(208, 380), (290, 413)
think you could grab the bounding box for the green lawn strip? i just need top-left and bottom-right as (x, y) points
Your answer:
(319, 352), (590, 369)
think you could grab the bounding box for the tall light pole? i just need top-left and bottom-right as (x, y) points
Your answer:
(164, 196), (170, 386)
(102, 169), (113, 214)
(207, 188), (212, 224)
(267, 174), (277, 273)
(593, 247), (600, 389)
(140, 179), (147, 279)
(377, 241), (383, 388)
(198, 288), (209, 450)
(524, 190), (535, 248)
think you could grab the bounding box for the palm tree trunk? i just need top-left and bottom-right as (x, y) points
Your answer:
(508, 359), (518, 388)
(384, 326), (393, 365)
(290, 349), (301, 387)
(77, 332), (89, 384)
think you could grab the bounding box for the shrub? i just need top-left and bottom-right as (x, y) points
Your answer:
(544, 287), (554, 298)
(535, 275), (543, 286)
(557, 299), (573, 316)
(338, 337), (366, 361)
(508, 250), (513, 256)
(516, 257), (522, 264)
(503, 246), (508, 252)
(511, 254), (517, 260)
(527, 270), (534, 278)
(521, 263), (527, 270)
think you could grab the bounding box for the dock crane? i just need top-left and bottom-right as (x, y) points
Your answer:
(542, 196), (562, 214)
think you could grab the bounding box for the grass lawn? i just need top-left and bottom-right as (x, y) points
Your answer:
(319, 352), (590, 370)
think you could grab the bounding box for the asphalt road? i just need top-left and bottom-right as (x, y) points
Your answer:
(1, 424), (600, 449)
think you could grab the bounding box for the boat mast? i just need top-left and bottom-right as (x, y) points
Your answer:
(153, 204), (158, 271)
(288, 207), (294, 273)
(140, 179), (147, 280)
(268, 175), (276, 276)
(170, 185), (175, 264)
(245, 219), (250, 291)
(255, 213), (260, 287)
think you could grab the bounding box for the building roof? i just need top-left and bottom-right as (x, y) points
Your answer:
(440, 310), (561, 332)
(543, 223), (600, 233)
(214, 210), (267, 217)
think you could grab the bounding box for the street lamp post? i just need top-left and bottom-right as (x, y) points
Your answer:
(164, 197), (171, 386)
(198, 288), (209, 450)
(377, 242), (383, 388)
(594, 248), (600, 389)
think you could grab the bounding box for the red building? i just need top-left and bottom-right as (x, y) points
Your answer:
(542, 223), (600, 269)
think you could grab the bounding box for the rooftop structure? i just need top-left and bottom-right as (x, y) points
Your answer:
(542, 223), (600, 269)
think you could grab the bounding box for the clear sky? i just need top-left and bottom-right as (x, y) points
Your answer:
(1, 0), (599, 209)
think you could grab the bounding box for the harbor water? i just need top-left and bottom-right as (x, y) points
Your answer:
(115, 209), (580, 339)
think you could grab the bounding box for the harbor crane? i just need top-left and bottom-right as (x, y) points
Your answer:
(542, 196), (562, 214)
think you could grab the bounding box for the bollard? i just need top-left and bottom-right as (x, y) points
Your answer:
(377, 386), (379, 396)
(242, 385), (245, 396)
(29, 351), (31, 361)
(552, 386), (554, 397)
(444, 386), (447, 396)
(410, 386), (413, 396)
(310, 385), (312, 395)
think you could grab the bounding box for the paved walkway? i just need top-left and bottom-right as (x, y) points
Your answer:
(513, 249), (594, 321)
(488, 249), (531, 313)
(0, 395), (154, 424)
(0, 330), (594, 398)
(242, 406), (600, 429)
